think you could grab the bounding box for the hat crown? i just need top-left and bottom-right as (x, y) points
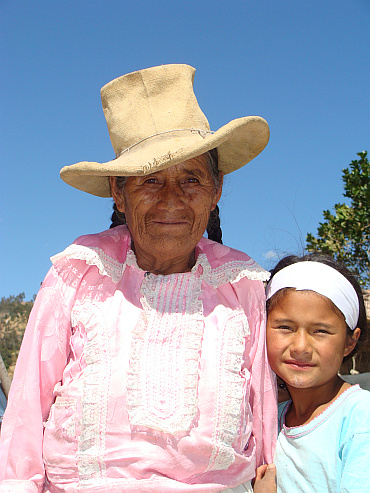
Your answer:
(61, 63), (270, 197)
(101, 64), (210, 157)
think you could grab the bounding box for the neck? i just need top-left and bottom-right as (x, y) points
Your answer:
(285, 376), (351, 427)
(133, 242), (196, 275)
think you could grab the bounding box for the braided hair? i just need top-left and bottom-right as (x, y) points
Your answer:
(110, 148), (223, 244)
(206, 205), (222, 244)
(110, 199), (127, 229)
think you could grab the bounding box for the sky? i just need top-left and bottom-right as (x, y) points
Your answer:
(1, 0), (369, 300)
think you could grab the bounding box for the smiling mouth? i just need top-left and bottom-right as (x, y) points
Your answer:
(152, 220), (189, 226)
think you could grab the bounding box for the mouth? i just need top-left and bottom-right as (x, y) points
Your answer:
(156, 220), (187, 224)
(284, 360), (315, 370)
(151, 219), (189, 227)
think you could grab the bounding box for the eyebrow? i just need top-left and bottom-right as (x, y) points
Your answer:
(270, 318), (294, 324)
(311, 322), (336, 329)
(270, 318), (336, 330)
(181, 166), (208, 177)
(144, 166), (207, 179)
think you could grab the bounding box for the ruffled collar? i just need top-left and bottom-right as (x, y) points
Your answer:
(51, 225), (270, 286)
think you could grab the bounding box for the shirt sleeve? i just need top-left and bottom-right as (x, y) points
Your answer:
(0, 262), (74, 492)
(233, 277), (278, 466)
(340, 431), (370, 492)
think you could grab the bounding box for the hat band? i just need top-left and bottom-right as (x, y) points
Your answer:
(265, 261), (360, 330)
(116, 128), (214, 158)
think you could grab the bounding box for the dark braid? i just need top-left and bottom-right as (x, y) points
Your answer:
(206, 205), (222, 244)
(109, 148), (223, 244)
(110, 176), (127, 228)
(204, 148), (223, 244)
(110, 203), (126, 229)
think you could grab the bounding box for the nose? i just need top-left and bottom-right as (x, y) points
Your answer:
(290, 330), (312, 359)
(157, 183), (184, 212)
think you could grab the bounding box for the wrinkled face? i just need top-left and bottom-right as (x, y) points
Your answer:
(266, 290), (360, 392)
(110, 155), (222, 273)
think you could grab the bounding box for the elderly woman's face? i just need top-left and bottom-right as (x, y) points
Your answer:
(110, 154), (222, 274)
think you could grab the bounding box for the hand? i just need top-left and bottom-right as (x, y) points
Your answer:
(253, 463), (277, 493)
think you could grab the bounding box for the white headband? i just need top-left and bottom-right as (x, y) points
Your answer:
(266, 261), (359, 330)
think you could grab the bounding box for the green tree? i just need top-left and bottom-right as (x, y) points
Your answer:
(306, 151), (370, 288)
(0, 293), (34, 374)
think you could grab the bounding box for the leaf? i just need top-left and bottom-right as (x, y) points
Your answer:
(306, 151), (370, 288)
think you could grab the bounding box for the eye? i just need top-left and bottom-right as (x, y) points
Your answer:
(143, 177), (159, 184)
(183, 176), (200, 184)
(315, 328), (331, 335)
(278, 325), (293, 331)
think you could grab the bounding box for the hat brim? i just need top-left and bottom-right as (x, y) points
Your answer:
(60, 116), (269, 197)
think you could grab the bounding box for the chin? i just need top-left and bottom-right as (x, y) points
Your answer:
(152, 232), (197, 247)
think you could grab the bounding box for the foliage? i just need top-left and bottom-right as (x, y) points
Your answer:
(0, 293), (34, 372)
(306, 151), (370, 288)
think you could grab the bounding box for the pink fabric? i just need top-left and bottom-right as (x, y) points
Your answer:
(0, 226), (277, 492)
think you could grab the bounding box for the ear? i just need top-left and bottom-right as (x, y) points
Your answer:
(344, 327), (361, 357)
(211, 173), (224, 211)
(109, 177), (125, 213)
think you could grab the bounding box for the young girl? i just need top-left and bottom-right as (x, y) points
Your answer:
(255, 253), (370, 492)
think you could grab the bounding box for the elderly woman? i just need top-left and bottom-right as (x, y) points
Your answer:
(0, 64), (276, 493)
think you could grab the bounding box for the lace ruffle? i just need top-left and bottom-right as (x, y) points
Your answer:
(51, 245), (125, 284)
(51, 238), (269, 288)
(206, 309), (251, 471)
(71, 301), (110, 486)
(200, 255), (270, 286)
(126, 271), (204, 436)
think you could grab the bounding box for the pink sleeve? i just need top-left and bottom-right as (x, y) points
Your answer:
(0, 263), (73, 492)
(234, 278), (277, 465)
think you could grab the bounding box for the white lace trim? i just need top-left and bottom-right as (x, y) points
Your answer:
(125, 248), (140, 268)
(206, 309), (250, 471)
(200, 256), (270, 286)
(51, 244), (125, 283)
(51, 236), (260, 473)
(71, 301), (110, 486)
(51, 242), (269, 287)
(126, 270), (204, 435)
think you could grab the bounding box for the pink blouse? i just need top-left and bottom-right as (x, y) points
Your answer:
(0, 226), (277, 492)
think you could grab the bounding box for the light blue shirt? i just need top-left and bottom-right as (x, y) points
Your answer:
(0, 387), (6, 423)
(275, 385), (370, 492)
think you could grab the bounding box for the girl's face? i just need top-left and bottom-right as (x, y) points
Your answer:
(267, 289), (360, 392)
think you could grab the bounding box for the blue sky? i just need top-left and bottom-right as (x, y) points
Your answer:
(1, 0), (369, 300)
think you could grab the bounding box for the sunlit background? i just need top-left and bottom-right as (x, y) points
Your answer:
(1, 0), (369, 299)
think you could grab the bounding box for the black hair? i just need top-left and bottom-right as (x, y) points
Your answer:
(109, 148), (223, 244)
(110, 200), (126, 229)
(266, 252), (368, 362)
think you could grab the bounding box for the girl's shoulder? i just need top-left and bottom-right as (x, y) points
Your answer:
(336, 385), (370, 477)
(278, 386), (370, 435)
(340, 385), (370, 415)
(336, 385), (370, 440)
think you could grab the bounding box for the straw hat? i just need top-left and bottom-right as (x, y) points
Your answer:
(60, 64), (269, 197)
